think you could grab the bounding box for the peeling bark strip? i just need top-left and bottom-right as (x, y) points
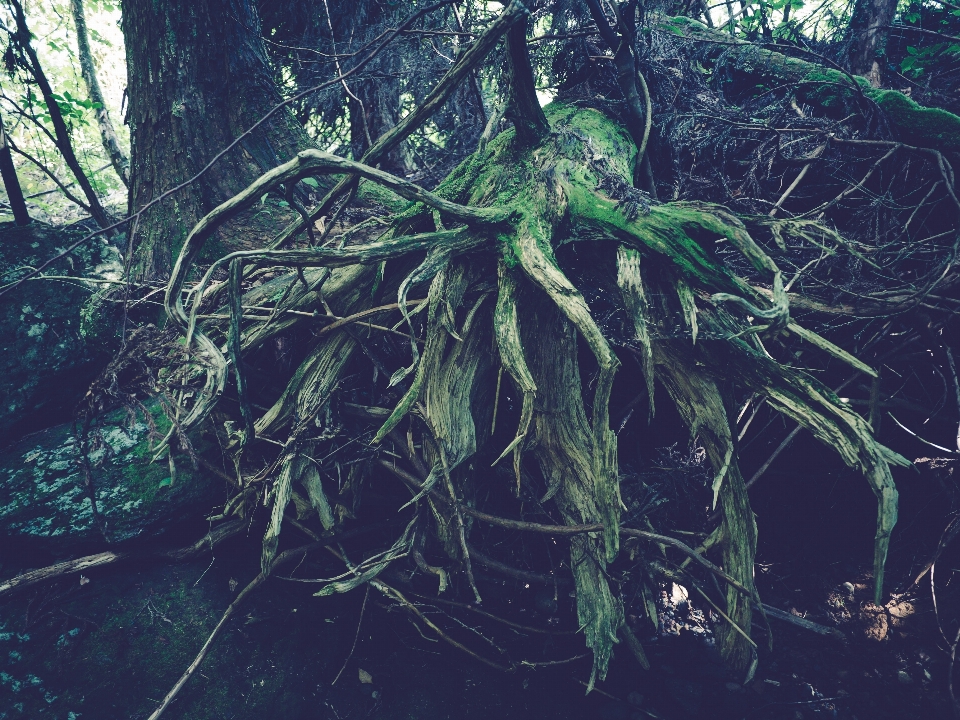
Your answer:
(70, 0), (129, 186)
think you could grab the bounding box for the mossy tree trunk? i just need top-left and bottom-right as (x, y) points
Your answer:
(122, 0), (316, 281)
(846, 0), (899, 86)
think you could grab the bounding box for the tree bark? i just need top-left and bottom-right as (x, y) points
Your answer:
(846, 0), (899, 86)
(0, 109), (29, 226)
(122, 0), (315, 281)
(339, 2), (406, 174)
(348, 74), (405, 174)
(503, 16), (549, 150)
(9, 0), (110, 228)
(71, 0), (129, 186)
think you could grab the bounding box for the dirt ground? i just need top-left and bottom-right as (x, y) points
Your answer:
(1, 433), (958, 720)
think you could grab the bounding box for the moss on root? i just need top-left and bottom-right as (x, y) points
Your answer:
(162, 102), (905, 684)
(663, 15), (960, 153)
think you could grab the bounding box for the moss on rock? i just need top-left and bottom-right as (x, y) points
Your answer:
(0, 222), (124, 443)
(0, 401), (221, 547)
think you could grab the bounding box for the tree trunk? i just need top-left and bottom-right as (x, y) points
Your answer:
(71, 0), (129, 186)
(348, 78), (405, 174)
(503, 16), (549, 150)
(122, 0), (315, 281)
(846, 0), (899, 86)
(9, 0), (110, 228)
(340, 2), (405, 175)
(0, 110), (29, 226)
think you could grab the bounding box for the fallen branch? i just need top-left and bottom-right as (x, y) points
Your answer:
(756, 604), (846, 641)
(0, 520), (244, 600)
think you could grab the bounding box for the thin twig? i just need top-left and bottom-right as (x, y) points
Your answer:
(409, 593), (578, 635)
(378, 459), (754, 598)
(331, 586), (369, 685)
(950, 625), (960, 718)
(768, 142), (828, 217)
(945, 345), (960, 452)
(146, 541), (319, 720)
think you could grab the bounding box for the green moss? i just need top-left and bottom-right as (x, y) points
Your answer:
(868, 88), (960, 152)
(0, 400), (217, 544)
(664, 16), (960, 153)
(355, 178), (410, 212)
(561, 178), (745, 294)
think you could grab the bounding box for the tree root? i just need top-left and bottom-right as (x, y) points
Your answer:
(153, 101), (907, 685)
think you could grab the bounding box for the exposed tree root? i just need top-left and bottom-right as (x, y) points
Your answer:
(152, 101), (906, 687)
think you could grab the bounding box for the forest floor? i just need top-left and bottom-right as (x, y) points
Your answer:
(1, 215), (957, 720)
(1, 427), (956, 720)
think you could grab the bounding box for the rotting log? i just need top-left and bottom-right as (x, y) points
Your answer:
(660, 16), (960, 153)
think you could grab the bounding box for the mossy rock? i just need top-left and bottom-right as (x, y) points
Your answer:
(0, 401), (222, 548)
(0, 222), (124, 444)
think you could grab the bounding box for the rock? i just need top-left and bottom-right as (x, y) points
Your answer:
(887, 600), (915, 627)
(0, 401), (222, 547)
(0, 222), (123, 444)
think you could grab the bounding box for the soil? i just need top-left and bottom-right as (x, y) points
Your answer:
(1, 418), (957, 720)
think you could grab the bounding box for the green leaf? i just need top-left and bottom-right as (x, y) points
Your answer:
(302, 177), (319, 188)
(88, 28), (112, 46)
(158, 477), (172, 488)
